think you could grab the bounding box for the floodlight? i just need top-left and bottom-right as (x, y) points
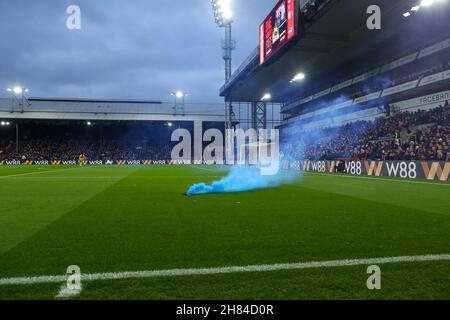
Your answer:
(222, 10), (233, 20)
(261, 93), (271, 101)
(6, 88), (12, 92)
(294, 73), (305, 81)
(172, 91), (187, 99)
(211, 0), (233, 26)
(13, 87), (23, 95)
(403, 12), (411, 17)
(421, 0), (435, 6)
(86, 121), (92, 126)
(411, 6), (420, 11)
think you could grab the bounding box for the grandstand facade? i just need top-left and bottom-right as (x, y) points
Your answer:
(220, 0), (449, 166)
(0, 98), (226, 122)
(0, 97), (228, 164)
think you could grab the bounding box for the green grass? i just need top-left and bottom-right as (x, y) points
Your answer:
(0, 165), (449, 300)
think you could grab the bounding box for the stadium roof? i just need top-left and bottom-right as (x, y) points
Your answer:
(221, 0), (448, 103)
(28, 97), (162, 104)
(0, 97), (225, 122)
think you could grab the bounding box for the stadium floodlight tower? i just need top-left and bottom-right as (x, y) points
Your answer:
(210, 0), (235, 131)
(6, 86), (31, 113)
(211, 0), (236, 163)
(171, 91), (188, 116)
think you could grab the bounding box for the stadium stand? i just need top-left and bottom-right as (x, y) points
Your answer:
(0, 121), (222, 162)
(1, 102), (448, 163)
(282, 102), (449, 161)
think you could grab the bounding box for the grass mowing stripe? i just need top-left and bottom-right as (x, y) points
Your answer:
(0, 166), (139, 255)
(1, 254), (449, 286)
(306, 172), (450, 186)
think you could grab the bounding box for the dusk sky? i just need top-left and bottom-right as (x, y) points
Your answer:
(0, 0), (276, 103)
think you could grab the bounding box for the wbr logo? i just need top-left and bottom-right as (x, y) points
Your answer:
(170, 121), (280, 175)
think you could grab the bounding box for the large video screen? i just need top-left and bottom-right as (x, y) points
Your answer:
(259, 0), (297, 65)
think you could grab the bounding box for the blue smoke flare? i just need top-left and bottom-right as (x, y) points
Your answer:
(186, 165), (300, 196)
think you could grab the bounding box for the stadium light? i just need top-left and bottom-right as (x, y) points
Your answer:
(1, 121), (11, 126)
(290, 72), (306, 83)
(171, 92), (188, 116)
(13, 87), (24, 95)
(7, 86), (30, 113)
(167, 122), (173, 127)
(172, 91), (187, 99)
(86, 121), (92, 126)
(7, 86), (29, 95)
(421, 0), (435, 6)
(261, 93), (271, 101)
(211, 0), (233, 27)
(404, 0), (447, 18)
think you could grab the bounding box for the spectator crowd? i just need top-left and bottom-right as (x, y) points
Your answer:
(1, 105), (449, 162)
(282, 103), (450, 161)
(0, 124), (174, 162)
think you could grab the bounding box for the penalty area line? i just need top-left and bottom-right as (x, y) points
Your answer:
(1, 254), (450, 286)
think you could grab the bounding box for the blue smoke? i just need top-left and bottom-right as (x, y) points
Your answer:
(186, 165), (300, 196)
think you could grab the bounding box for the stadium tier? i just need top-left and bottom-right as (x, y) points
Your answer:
(282, 103), (449, 161)
(0, 120), (223, 164)
(1, 104), (448, 163)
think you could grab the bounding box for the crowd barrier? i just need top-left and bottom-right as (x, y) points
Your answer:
(1, 159), (448, 181)
(284, 160), (450, 181)
(0, 159), (215, 166)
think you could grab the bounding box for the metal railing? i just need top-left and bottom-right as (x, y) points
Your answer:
(220, 47), (259, 94)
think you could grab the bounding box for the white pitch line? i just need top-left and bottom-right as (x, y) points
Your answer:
(0, 175), (222, 180)
(191, 166), (226, 173)
(1, 254), (449, 286)
(0, 167), (84, 179)
(307, 172), (450, 186)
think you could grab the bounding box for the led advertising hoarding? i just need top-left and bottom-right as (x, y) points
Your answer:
(260, 0), (297, 65)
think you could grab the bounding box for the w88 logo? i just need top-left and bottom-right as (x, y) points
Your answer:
(345, 161), (363, 175)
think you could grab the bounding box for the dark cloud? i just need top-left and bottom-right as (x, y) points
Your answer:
(0, 0), (275, 102)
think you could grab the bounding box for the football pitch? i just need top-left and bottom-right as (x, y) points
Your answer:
(0, 165), (449, 300)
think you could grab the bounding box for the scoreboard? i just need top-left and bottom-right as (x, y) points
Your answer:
(259, 0), (298, 65)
